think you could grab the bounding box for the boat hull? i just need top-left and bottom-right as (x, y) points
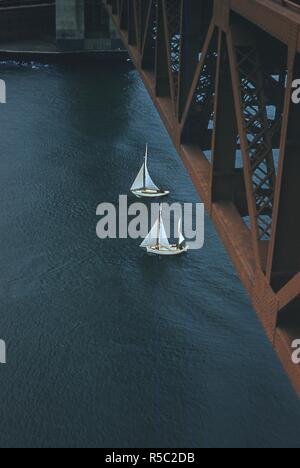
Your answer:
(131, 189), (170, 199)
(145, 246), (188, 256)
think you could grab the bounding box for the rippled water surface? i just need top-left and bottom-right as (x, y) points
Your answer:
(0, 60), (299, 448)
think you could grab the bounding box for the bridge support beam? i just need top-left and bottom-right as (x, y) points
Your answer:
(56, 0), (121, 51)
(56, 0), (85, 49)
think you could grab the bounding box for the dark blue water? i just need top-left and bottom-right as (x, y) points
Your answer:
(0, 60), (299, 448)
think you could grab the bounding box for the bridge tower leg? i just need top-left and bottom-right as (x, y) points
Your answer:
(56, 0), (85, 50)
(56, 0), (120, 51)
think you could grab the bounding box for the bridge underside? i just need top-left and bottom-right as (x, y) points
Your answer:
(103, 0), (300, 395)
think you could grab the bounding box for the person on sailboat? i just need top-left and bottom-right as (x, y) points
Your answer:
(131, 144), (170, 199)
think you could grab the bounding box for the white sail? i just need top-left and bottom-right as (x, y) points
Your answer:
(144, 145), (160, 191)
(140, 220), (159, 248)
(141, 207), (171, 250)
(132, 144), (161, 193)
(159, 215), (171, 249)
(131, 164), (145, 191)
(177, 218), (185, 246)
(145, 167), (160, 191)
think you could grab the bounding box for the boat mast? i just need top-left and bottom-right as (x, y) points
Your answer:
(156, 205), (161, 249)
(143, 144), (148, 189)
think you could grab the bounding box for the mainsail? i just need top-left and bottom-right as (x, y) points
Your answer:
(140, 207), (171, 250)
(144, 145), (160, 191)
(131, 144), (160, 192)
(140, 220), (159, 248)
(158, 215), (171, 249)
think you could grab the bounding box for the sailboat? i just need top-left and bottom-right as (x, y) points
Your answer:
(140, 206), (188, 256)
(130, 144), (170, 198)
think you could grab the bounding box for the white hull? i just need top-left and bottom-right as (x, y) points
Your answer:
(145, 245), (188, 256)
(131, 189), (170, 199)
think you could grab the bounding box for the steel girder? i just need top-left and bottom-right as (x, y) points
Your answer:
(103, 0), (300, 396)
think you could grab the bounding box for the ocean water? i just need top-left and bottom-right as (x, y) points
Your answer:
(0, 59), (299, 448)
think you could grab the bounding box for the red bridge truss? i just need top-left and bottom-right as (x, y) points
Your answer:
(103, 0), (300, 395)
